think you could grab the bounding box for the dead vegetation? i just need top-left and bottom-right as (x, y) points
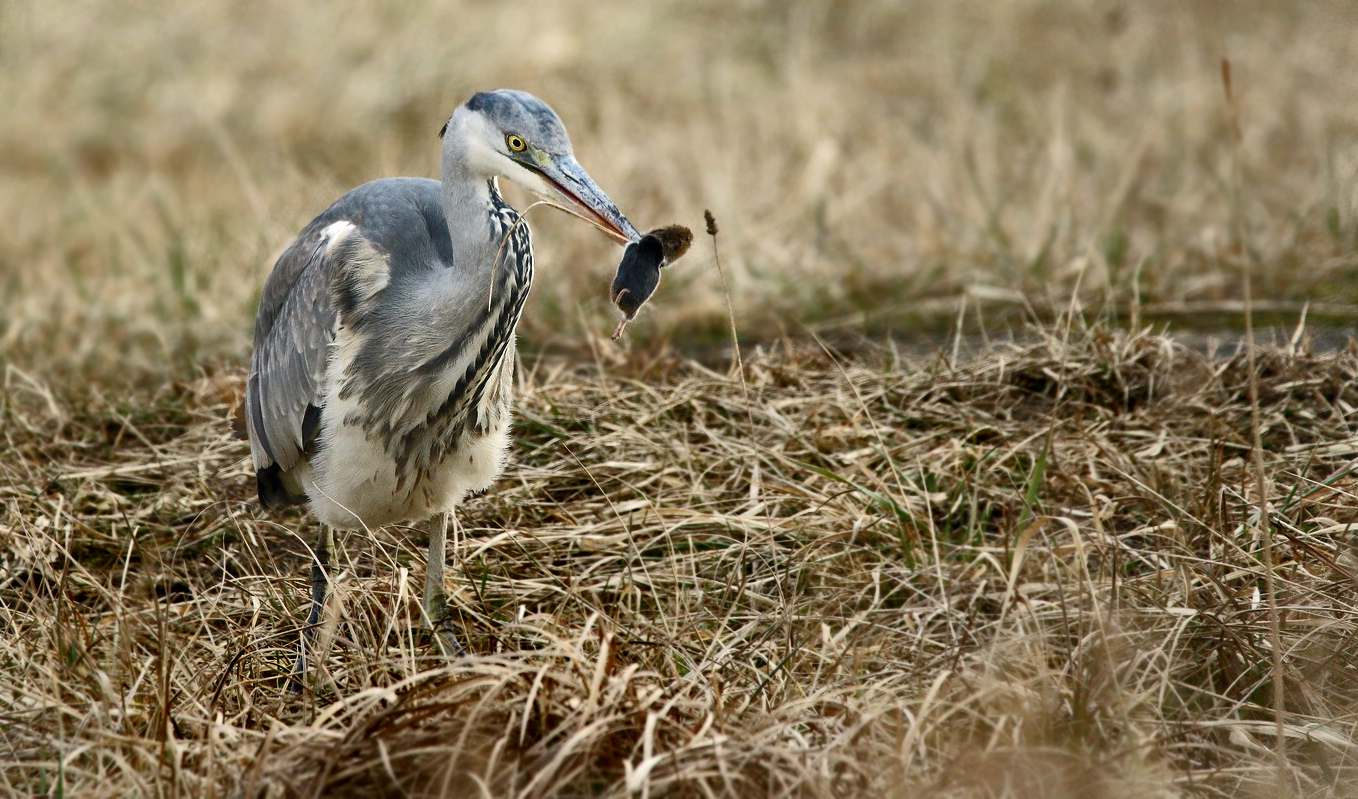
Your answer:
(4, 324), (1358, 797)
(5, 0), (1358, 795)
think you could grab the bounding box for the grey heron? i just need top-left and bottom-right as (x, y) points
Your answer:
(238, 89), (641, 681)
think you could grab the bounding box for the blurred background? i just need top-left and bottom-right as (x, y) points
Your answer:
(2, 0), (1357, 383)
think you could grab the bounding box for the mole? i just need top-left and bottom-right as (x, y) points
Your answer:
(611, 224), (693, 339)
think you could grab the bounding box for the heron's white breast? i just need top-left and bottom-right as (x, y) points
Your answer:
(305, 322), (512, 530)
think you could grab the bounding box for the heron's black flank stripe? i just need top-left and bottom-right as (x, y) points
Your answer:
(301, 403), (322, 457)
(257, 463), (306, 509)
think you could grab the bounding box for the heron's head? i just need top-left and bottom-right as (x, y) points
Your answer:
(441, 89), (638, 244)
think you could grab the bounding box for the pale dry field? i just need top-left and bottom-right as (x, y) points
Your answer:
(4, 1), (1358, 796)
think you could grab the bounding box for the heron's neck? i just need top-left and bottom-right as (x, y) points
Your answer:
(439, 154), (508, 274)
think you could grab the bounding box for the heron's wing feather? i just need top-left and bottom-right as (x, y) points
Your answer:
(245, 225), (341, 475)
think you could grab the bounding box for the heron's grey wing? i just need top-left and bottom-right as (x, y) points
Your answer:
(245, 224), (341, 503)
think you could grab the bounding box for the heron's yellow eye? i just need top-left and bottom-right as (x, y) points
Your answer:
(506, 134), (527, 153)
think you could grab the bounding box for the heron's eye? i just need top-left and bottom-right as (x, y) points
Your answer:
(506, 134), (527, 153)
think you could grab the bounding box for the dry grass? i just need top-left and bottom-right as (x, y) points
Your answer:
(6, 326), (1358, 796)
(5, 0), (1358, 796)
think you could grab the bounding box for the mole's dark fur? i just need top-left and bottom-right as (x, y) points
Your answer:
(612, 235), (664, 317)
(609, 223), (693, 335)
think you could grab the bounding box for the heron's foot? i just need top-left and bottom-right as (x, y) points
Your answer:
(291, 524), (334, 693)
(289, 605), (325, 692)
(289, 634), (312, 693)
(433, 617), (465, 659)
(424, 591), (466, 659)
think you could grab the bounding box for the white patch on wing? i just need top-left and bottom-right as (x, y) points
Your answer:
(319, 220), (391, 322)
(320, 220), (357, 254)
(338, 235), (391, 306)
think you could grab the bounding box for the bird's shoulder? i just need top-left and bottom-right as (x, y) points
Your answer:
(254, 179), (449, 333)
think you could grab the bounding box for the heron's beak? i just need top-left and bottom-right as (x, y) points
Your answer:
(530, 156), (640, 245)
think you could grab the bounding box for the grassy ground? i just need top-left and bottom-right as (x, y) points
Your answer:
(4, 0), (1358, 796)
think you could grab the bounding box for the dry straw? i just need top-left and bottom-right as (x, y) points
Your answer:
(4, 323), (1358, 796)
(4, 1), (1358, 795)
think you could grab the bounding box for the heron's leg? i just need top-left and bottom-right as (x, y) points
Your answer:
(423, 512), (465, 658)
(291, 523), (334, 688)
